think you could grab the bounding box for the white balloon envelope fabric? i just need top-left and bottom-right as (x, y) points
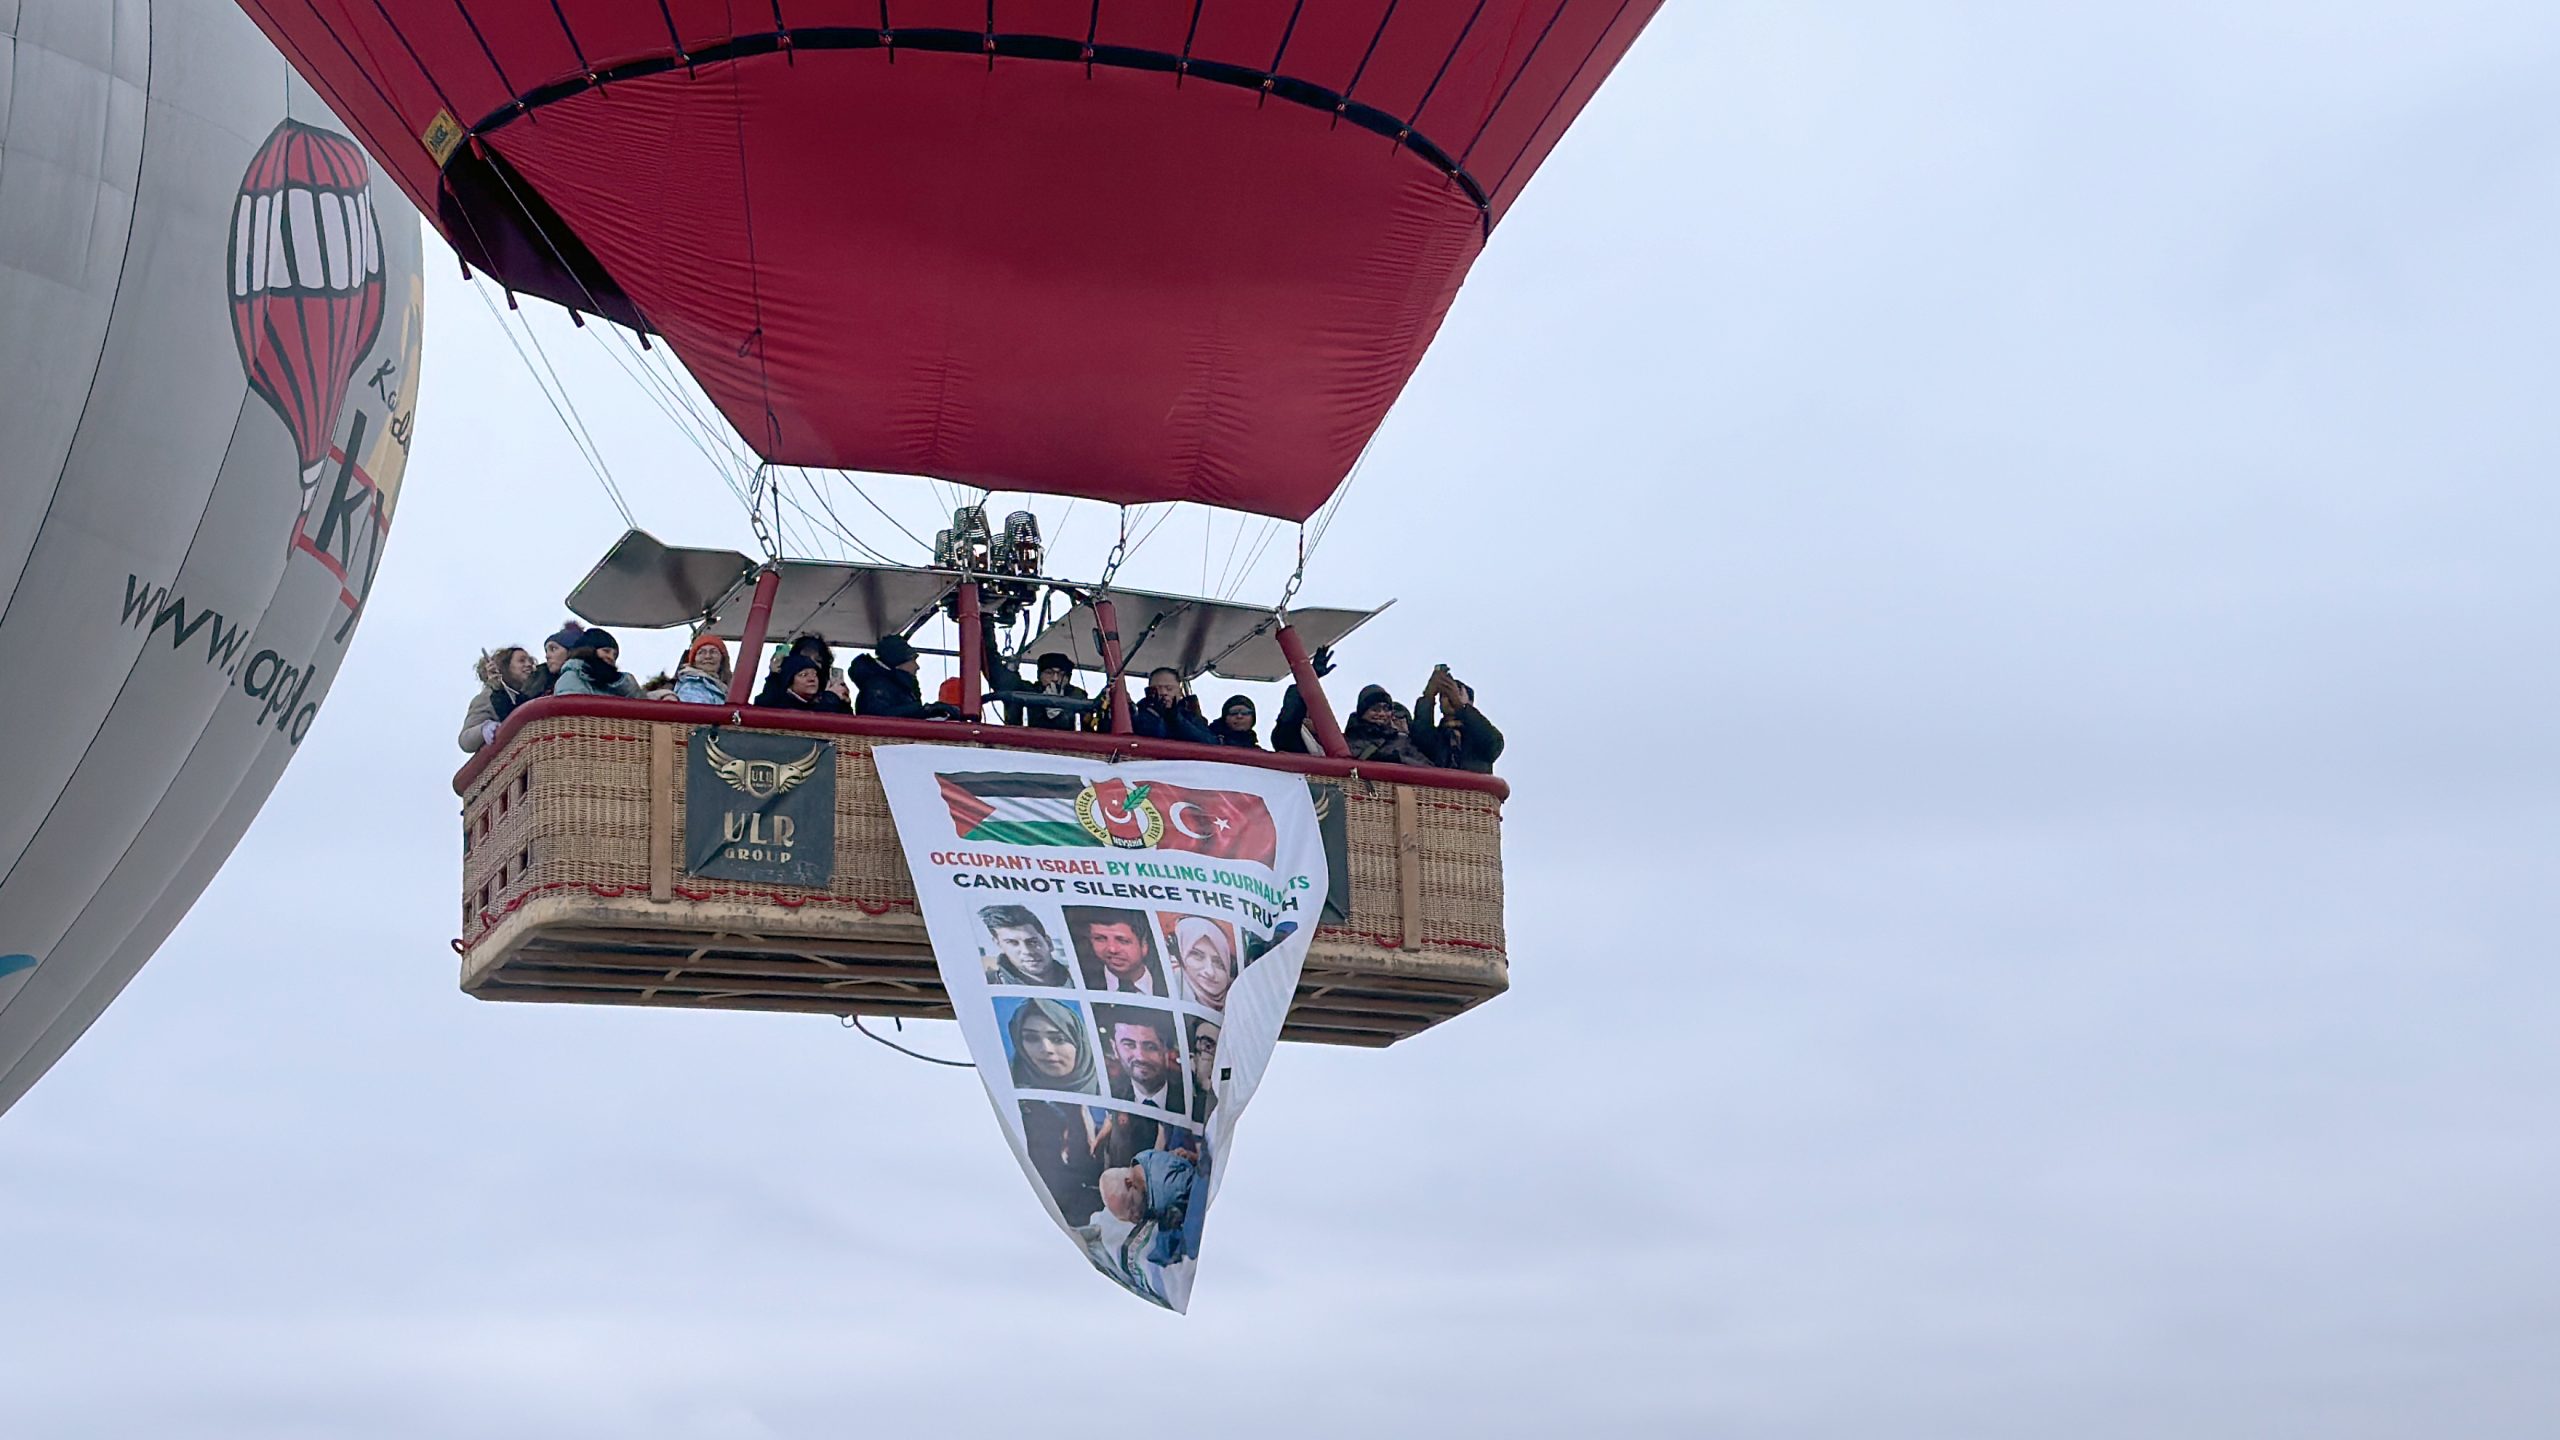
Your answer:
(873, 745), (1328, 1311)
(0, 0), (425, 1113)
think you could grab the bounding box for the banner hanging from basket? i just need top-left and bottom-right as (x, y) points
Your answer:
(872, 745), (1328, 1311)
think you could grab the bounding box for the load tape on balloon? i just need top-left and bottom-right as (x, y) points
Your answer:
(872, 746), (1327, 1311)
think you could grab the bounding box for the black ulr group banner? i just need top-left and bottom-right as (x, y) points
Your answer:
(684, 728), (837, 888)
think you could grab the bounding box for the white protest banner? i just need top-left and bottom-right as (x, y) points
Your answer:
(872, 744), (1327, 1311)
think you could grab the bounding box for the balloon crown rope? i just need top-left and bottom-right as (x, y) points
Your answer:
(449, 526), (1511, 1048)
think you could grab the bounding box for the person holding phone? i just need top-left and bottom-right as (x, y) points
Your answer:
(1132, 666), (1216, 744)
(1414, 664), (1504, 773)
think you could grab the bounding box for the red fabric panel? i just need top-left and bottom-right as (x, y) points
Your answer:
(1087, 3), (1197, 52)
(1186, 6), (1292, 64)
(1261, 5), (1397, 93)
(1481, 0), (1657, 215)
(230, 0), (1663, 519)
(501, 49), (1481, 518)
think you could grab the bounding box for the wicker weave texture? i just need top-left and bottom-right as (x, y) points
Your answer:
(461, 718), (1506, 963)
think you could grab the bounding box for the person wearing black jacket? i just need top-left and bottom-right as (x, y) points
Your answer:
(1413, 666), (1504, 774)
(754, 634), (836, 707)
(753, 653), (850, 712)
(1278, 647), (1429, 763)
(1272, 645), (1334, 754)
(1209, 694), (1261, 748)
(1132, 667), (1216, 744)
(1000, 650), (1092, 731)
(1342, 684), (1435, 767)
(851, 634), (959, 720)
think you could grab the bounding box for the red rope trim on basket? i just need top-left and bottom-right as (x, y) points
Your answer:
(1411, 797), (1502, 817)
(466, 880), (919, 950)
(1323, 927), (1507, 954)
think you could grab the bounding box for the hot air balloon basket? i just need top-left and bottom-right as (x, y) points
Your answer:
(457, 714), (1508, 1047)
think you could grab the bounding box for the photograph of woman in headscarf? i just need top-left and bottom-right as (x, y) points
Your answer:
(996, 997), (1099, 1095)
(1161, 913), (1237, 1012)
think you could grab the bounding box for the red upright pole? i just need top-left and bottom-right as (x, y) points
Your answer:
(724, 566), (781, 705)
(1275, 622), (1349, 758)
(955, 580), (983, 718)
(1092, 596), (1134, 734)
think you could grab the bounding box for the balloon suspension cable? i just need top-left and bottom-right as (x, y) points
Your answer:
(1277, 525), (1309, 614)
(746, 464), (781, 562)
(842, 1014), (974, 1068)
(1097, 505), (1132, 592)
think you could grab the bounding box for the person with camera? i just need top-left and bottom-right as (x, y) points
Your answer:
(1131, 666), (1217, 744)
(1413, 665), (1504, 774)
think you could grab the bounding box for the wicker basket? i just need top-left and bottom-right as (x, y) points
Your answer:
(459, 715), (1507, 1046)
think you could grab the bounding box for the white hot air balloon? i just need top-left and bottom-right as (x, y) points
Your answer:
(0, 0), (426, 1113)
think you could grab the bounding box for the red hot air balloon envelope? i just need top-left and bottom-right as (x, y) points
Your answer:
(229, 119), (387, 502)
(233, 2), (1660, 520)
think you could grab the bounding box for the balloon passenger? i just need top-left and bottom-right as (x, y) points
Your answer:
(528, 620), (585, 699)
(671, 631), (731, 705)
(1342, 684), (1436, 767)
(1132, 667), (1216, 744)
(981, 904), (1072, 987)
(753, 634), (834, 706)
(1000, 651), (1090, 731)
(1005, 997), (1099, 1094)
(1170, 916), (1236, 1013)
(458, 646), (538, 752)
(850, 634), (960, 720)
(1271, 644), (1337, 754)
(1413, 666), (1504, 774)
(1209, 694), (1261, 748)
(752, 653), (845, 712)
(550, 628), (643, 698)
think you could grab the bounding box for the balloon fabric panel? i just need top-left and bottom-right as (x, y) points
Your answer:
(0, 0), (425, 1116)
(498, 51), (1484, 518)
(228, 0), (1663, 518)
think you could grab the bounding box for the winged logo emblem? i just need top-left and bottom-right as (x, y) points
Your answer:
(703, 734), (827, 800)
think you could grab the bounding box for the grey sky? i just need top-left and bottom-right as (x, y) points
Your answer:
(5, 3), (2557, 1435)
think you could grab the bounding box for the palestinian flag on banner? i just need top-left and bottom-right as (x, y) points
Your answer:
(936, 772), (1090, 848)
(935, 772), (1279, 865)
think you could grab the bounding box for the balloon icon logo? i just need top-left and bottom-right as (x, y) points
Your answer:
(228, 119), (386, 502)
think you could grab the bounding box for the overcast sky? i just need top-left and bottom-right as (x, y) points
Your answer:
(6, 3), (2559, 1435)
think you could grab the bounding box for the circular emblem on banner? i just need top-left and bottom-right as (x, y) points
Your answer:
(1076, 781), (1163, 849)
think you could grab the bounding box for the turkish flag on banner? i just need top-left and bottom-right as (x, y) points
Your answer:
(1135, 782), (1278, 865)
